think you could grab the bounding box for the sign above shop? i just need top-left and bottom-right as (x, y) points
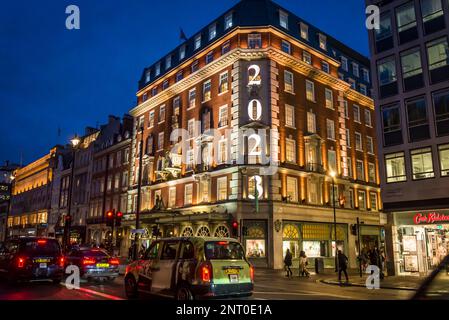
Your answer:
(414, 212), (449, 225)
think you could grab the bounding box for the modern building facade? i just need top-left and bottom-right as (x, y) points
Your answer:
(126, 0), (385, 269)
(367, 0), (449, 275)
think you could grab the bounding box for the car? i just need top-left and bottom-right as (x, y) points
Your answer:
(0, 237), (64, 284)
(124, 237), (254, 300)
(413, 254), (449, 300)
(65, 247), (120, 282)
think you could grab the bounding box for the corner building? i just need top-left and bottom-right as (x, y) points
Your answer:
(127, 0), (385, 269)
(367, 0), (449, 275)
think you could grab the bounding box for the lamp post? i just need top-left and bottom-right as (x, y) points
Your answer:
(329, 170), (340, 281)
(133, 126), (144, 260)
(4, 173), (15, 241)
(63, 135), (80, 252)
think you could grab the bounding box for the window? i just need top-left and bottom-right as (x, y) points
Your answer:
(203, 80), (211, 102)
(162, 80), (169, 90)
(165, 55), (172, 70)
(438, 144), (449, 176)
(186, 148), (194, 171)
(281, 40), (291, 54)
(368, 163), (376, 183)
(358, 191), (366, 210)
(365, 109), (372, 127)
(176, 71), (183, 82)
(179, 45), (186, 60)
(158, 132), (164, 151)
(307, 112), (316, 133)
(396, 2), (417, 33)
(218, 137), (227, 164)
(346, 128), (351, 147)
(209, 23), (217, 40)
(368, 192), (378, 211)
(367, 136), (374, 154)
(286, 177), (298, 202)
(286, 139), (296, 163)
(306, 80), (315, 101)
(194, 34), (201, 50)
(225, 12), (233, 30)
(145, 70), (151, 83)
(155, 62), (161, 76)
(341, 56), (348, 71)
(248, 34), (262, 49)
(355, 132), (363, 151)
(142, 92), (148, 103)
(401, 48), (423, 79)
(218, 105), (228, 128)
(184, 184), (193, 205)
(122, 172), (128, 187)
(151, 87), (158, 96)
(354, 105), (361, 123)
(279, 10), (289, 29)
(433, 90), (449, 136)
(219, 71), (229, 94)
(322, 61), (330, 73)
(411, 147), (435, 179)
(421, 0), (444, 23)
(328, 150), (337, 172)
(284, 70), (294, 93)
(362, 68), (370, 82)
(385, 152), (407, 183)
(382, 104), (403, 146)
(326, 119), (335, 140)
(300, 22), (309, 40)
(407, 97), (430, 141)
(348, 78), (356, 90)
(427, 37), (449, 78)
(217, 177), (228, 201)
(319, 34), (327, 50)
(168, 187), (176, 208)
(347, 157), (353, 178)
(344, 100), (349, 118)
(360, 84), (368, 96)
(188, 119), (195, 139)
(377, 56), (397, 85)
(188, 89), (196, 109)
(156, 107), (165, 125)
(285, 104), (295, 128)
(325, 89), (333, 109)
(222, 40), (231, 55)
(376, 13), (393, 42)
(205, 51), (214, 64)
(303, 51), (312, 65)
(149, 111), (155, 127)
(191, 60), (199, 73)
(356, 160), (364, 181)
(352, 62), (360, 77)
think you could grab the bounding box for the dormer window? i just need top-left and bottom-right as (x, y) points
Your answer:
(300, 22), (309, 40)
(209, 23), (217, 40)
(179, 45), (186, 60)
(165, 55), (172, 70)
(319, 33), (327, 50)
(248, 33), (262, 49)
(194, 34), (202, 50)
(279, 10), (289, 29)
(225, 12), (233, 30)
(145, 70), (151, 83)
(155, 62), (161, 76)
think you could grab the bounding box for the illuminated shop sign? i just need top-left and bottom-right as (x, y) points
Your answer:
(414, 212), (449, 225)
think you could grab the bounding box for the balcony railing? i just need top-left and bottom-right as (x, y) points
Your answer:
(306, 162), (325, 173)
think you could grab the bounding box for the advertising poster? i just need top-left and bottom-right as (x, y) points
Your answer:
(246, 239), (266, 258)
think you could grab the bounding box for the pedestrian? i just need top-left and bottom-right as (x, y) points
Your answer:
(138, 244), (146, 259)
(298, 251), (310, 277)
(337, 250), (349, 283)
(284, 249), (293, 278)
(360, 247), (369, 272)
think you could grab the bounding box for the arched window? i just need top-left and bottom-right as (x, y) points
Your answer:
(196, 225), (211, 237)
(214, 225), (230, 238)
(283, 224), (300, 239)
(182, 226), (194, 237)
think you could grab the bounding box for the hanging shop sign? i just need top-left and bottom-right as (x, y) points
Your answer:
(414, 212), (449, 225)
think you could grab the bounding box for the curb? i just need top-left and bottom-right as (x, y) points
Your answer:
(319, 279), (418, 291)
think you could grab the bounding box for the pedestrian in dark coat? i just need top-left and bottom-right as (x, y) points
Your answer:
(337, 250), (349, 282)
(284, 249), (293, 278)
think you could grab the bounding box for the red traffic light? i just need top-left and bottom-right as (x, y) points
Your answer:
(232, 221), (238, 229)
(106, 210), (114, 218)
(116, 211), (123, 218)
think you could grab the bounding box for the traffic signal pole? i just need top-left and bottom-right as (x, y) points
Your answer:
(357, 217), (362, 278)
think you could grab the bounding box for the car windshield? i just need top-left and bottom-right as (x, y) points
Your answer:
(19, 239), (61, 255)
(81, 249), (109, 257)
(204, 241), (245, 260)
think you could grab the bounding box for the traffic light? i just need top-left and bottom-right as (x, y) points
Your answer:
(106, 210), (115, 227)
(115, 211), (123, 227)
(231, 221), (239, 237)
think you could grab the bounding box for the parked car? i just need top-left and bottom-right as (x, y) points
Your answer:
(65, 247), (119, 281)
(0, 237), (64, 284)
(413, 254), (449, 300)
(124, 237), (254, 300)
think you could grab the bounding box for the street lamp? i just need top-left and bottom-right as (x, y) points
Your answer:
(329, 170), (340, 281)
(63, 134), (80, 252)
(134, 126), (144, 260)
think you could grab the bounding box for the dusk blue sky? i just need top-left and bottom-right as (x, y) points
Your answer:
(0, 0), (369, 165)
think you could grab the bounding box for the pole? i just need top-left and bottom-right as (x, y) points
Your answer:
(357, 217), (362, 278)
(332, 178), (339, 280)
(64, 148), (76, 252)
(111, 209), (115, 255)
(134, 126), (144, 260)
(101, 154), (110, 246)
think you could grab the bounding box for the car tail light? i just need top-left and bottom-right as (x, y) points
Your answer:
(17, 257), (26, 268)
(250, 265), (255, 282)
(109, 258), (120, 265)
(83, 257), (96, 265)
(37, 239), (47, 245)
(201, 263), (212, 283)
(59, 257), (65, 268)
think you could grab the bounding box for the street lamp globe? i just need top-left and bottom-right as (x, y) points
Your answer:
(71, 135), (81, 148)
(329, 170), (336, 178)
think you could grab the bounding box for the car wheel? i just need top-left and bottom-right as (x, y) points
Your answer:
(176, 285), (194, 301)
(125, 276), (138, 299)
